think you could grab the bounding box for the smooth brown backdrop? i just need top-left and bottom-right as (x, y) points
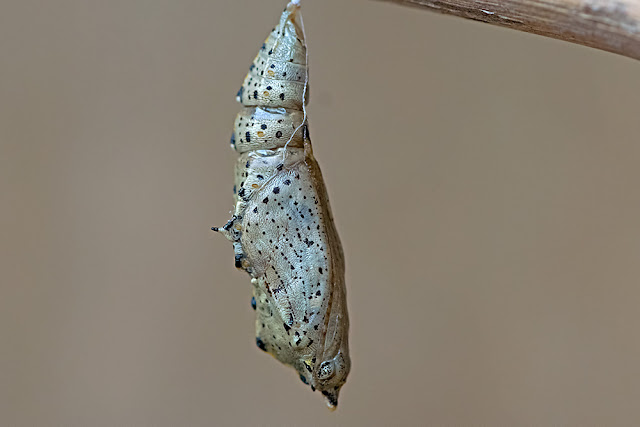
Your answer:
(2, 0), (640, 425)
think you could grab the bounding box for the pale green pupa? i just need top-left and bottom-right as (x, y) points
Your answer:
(213, 0), (350, 410)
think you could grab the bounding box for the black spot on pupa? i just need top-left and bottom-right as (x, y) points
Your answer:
(318, 267), (323, 274)
(270, 64), (276, 69)
(234, 254), (243, 269)
(238, 188), (245, 197)
(283, 323), (291, 332)
(299, 374), (308, 385)
(233, 185), (236, 194)
(277, 164), (283, 171)
(283, 179), (291, 185)
(273, 187), (280, 194)
(256, 337), (267, 351)
(251, 296), (256, 310)
(253, 90), (258, 99)
(245, 131), (251, 142)
(230, 133), (236, 146)
(265, 86), (272, 91)
(261, 124), (267, 130)
(257, 174), (264, 180)
(252, 207), (258, 213)
(276, 131), (283, 138)
(279, 93), (285, 100)
(262, 197), (269, 203)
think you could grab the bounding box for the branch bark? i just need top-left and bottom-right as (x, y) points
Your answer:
(377, 0), (640, 60)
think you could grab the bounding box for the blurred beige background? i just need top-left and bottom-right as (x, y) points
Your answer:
(1, 0), (640, 425)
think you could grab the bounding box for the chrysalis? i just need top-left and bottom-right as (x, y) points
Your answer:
(212, 0), (350, 410)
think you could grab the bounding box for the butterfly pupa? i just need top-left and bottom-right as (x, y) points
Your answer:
(212, 0), (351, 410)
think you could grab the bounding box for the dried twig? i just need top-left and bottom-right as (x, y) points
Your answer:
(377, 0), (640, 60)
